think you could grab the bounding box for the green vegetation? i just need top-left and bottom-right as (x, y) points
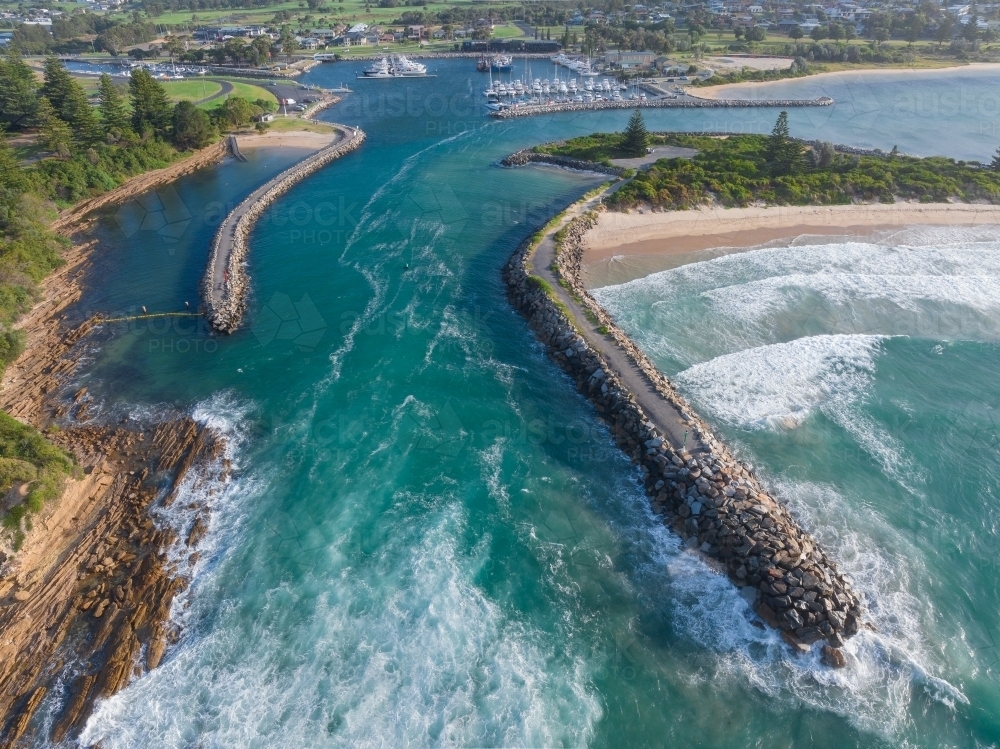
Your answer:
(535, 131), (668, 166)
(161, 79), (224, 102)
(0, 410), (76, 549)
(602, 120), (1000, 211)
(620, 110), (649, 158)
(0, 54), (268, 380)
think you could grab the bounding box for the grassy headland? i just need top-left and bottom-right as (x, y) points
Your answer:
(0, 411), (76, 549)
(537, 117), (1000, 211)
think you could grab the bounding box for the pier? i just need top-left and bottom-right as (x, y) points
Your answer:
(201, 123), (366, 333)
(489, 95), (834, 119)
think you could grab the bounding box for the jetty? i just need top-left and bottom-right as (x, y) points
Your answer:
(489, 95), (833, 119)
(202, 123), (366, 333)
(503, 182), (863, 662)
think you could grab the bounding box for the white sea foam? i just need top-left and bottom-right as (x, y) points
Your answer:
(79, 505), (602, 748)
(594, 236), (1000, 364)
(673, 334), (884, 429)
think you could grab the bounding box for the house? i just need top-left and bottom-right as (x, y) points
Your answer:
(297, 37), (320, 50)
(603, 50), (657, 69)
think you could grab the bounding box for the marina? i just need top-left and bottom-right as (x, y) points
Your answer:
(356, 55), (435, 79)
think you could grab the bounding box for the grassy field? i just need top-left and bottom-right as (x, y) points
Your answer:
(192, 79), (278, 109)
(161, 79), (223, 102)
(266, 116), (336, 133)
(100, 0), (524, 32)
(491, 24), (525, 39)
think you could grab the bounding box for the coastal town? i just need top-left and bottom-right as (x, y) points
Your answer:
(1, 0), (1000, 745)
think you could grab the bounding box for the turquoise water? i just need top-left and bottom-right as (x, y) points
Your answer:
(49, 61), (1000, 746)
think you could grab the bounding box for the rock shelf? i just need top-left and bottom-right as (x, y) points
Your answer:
(202, 123), (366, 333)
(489, 95), (833, 119)
(501, 148), (626, 176)
(503, 207), (863, 656)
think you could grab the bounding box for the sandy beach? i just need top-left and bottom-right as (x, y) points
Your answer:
(235, 130), (338, 150)
(582, 202), (1000, 286)
(692, 62), (1000, 100)
(585, 202), (1000, 259)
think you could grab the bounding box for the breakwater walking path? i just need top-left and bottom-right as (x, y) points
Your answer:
(503, 181), (863, 662)
(202, 122), (366, 333)
(489, 95), (833, 119)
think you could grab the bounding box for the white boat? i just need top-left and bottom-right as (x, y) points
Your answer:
(363, 57), (392, 78)
(394, 55), (427, 76)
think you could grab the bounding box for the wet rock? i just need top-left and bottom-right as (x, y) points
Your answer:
(821, 645), (847, 668)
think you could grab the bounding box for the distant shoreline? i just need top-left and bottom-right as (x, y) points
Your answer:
(694, 62), (1000, 99)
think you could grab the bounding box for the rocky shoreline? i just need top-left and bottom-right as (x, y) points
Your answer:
(202, 122), (366, 333)
(503, 207), (863, 662)
(489, 95), (834, 119)
(0, 174), (231, 745)
(500, 148), (626, 176)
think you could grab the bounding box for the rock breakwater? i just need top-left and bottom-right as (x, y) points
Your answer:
(503, 208), (864, 656)
(202, 124), (366, 333)
(489, 95), (833, 119)
(501, 148), (626, 176)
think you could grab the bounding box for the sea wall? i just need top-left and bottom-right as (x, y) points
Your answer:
(202, 124), (366, 333)
(503, 210), (863, 659)
(490, 95), (834, 119)
(500, 148), (626, 176)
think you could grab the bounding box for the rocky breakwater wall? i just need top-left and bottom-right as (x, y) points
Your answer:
(202, 125), (366, 333)
(501, 148), (626, 176)
(490, 95), (834, 119)
(503, 212), (863, 662)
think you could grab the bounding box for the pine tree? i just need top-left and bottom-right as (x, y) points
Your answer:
(98, 73), (132, 141)
(39, 57), (76, 117)
(35, 96), (73, 159)
(129, 68), (172, 136)
(621, 109), (649, 157)
(991, 146), (1000, 172)
(0, 49), (38, 130)
(40, 57), (100, 145)
(766, 111), (803, 176)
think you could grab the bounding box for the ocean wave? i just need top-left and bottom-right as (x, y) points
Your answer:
(594, 237), (1000, 364)
(79, 504), (602, 748)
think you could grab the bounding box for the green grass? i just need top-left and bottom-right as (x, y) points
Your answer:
(491, 24), (524, 39)
(535, 133), (669, 165)
(198, 80), (277, 110)
(264, 117), (336, 133)
(0, 410), (76, 550)
(103, 0), (524, 32)
(161, 79), (223, 102)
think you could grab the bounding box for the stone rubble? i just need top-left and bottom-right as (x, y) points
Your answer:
(501, 148), (626, 176)
(490, 96), (834, 119)
(502, 209), (863, 657)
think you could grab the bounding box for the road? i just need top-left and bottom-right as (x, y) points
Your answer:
(530, 184), (710, 457)
(192, 79), (233, 106)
